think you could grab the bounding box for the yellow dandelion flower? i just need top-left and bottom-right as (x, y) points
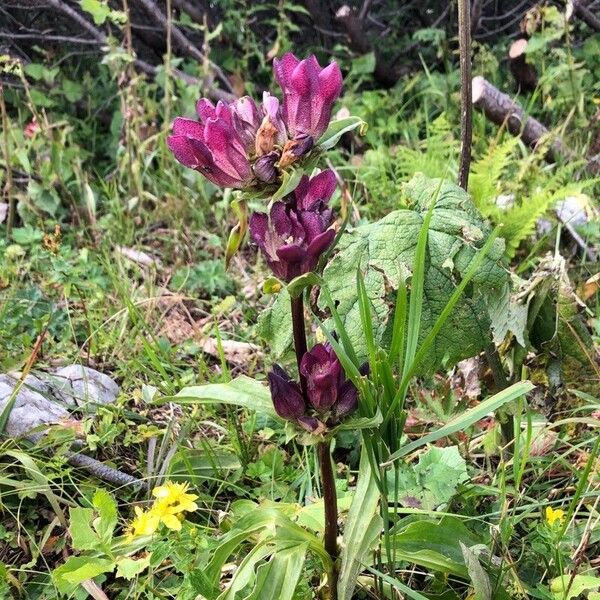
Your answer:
(149, 498), (186, 531)
(545, 506), (565, 526)
(152, 481), (199, 514)
(126, 506), (160, 540)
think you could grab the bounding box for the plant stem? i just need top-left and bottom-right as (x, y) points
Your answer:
(291, 295), (308, 397)
(290, 294), (338, 597)
(457, 0), (472, 190)
(0, 85), (14, 238)
(318, 440), (339, 599)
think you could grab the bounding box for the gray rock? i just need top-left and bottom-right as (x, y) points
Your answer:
(50, 365), (119, 408)
(0, 373), (69, 438)
(0, 366), (119, 439)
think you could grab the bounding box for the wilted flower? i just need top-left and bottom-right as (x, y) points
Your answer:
(249, 170), (336, 281)
(273, 52), (343, 161)
(301, 342), (358, 418)
(167, 93), (286, 189)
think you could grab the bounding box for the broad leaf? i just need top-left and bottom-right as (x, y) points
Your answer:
(115, 556), (151, 580)
(390, 516), (481, 578)
(322, 175), (508, 371)
(390, 445), (468, 510)
(550, 575), (600, 600)
(162, 376), (277, 420)
(246, 542), (308, 600)
(53, 556), (114, 595)
(69, 507), (98, 551)
(257, 289), (293, 359)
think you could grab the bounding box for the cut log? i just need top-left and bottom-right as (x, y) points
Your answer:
(508, 38), (538, 92)
(472, 76), (564, 160)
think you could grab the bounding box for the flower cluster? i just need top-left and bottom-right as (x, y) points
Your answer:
(126, 481), (198, 540)
(268, 342), (361, 433)
(249, 170), (336, 281)
(167, 53), (342, 190)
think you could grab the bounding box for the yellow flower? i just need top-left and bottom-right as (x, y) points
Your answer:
(545, 506), (565, 526)
(149, 498), (185, 531)
(126, 506), (160, 540)
(152, 481), (199, 514)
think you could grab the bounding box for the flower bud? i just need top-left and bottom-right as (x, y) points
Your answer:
(253, 151), (279, 183)
(268, 364), (305, 420)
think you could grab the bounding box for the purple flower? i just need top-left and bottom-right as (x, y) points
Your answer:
(300, 343), (358, 418)
(268, 364), (305, 420)
(167, 94), (287, 189)
(249, 170), (336, 281)
(267, 342), (360, 431)
(273, 53), (343, 142)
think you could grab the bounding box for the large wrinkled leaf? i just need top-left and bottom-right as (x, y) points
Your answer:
(391, 445), (468, 510)
(322, 175), (507, 371)
(257, 289), (293, 359)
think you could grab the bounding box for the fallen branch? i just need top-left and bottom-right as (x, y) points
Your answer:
(568, 0), (600, 32)
(41, 0), (234, 102)
(136, 0), (233, 93)
(472, 76), (564, 160)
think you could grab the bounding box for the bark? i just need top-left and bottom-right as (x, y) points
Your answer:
(472, 76), (564, 160)
(335, 4), (401, 87)
(569, 0), (600, 31)
(458, 0), (473, 189)
(508, 38), (538, 92)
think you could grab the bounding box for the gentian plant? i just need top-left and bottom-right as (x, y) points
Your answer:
(166, 51), (531, 600)
(168, 52), (364, 598)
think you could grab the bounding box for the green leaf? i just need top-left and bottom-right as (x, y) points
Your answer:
(317, 116), (366, 150)
(287, 272), (321, 299)
(390, 516), (481, 577)
(163, 376), (277, 419)
(80, 0), (111, 25)
(384, 381), (533, 465)
(272, 168), (303, 202)
(10, 225), (43, 245)
(391, 446), (468, 510)
(550, 575), (600, 600)
(93, 489), (117, 543)
(257, 288), (293, 359)
(61, 79), (84, 102)
(115, 556), (151, 580)
(53, 556), (115, 594)
(333, 409), (382, 432)
(69, 507), (98, 551)
(168, 449), (242, 480)
(338, 448), (383, 600)
(322, 175), (508, 371)
(246, 542), (308, 600)
(350, 52), (376, 75)
(460, 543), (492, 600)
(206, 508), (330, 586)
